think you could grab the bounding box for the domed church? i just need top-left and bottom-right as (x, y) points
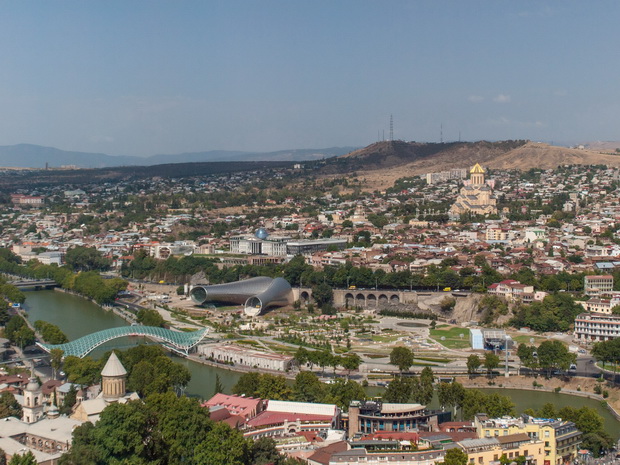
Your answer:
(449, 163), (498, 218)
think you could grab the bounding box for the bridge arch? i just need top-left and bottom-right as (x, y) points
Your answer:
(345, 293), (354, 307)
(390, 294), (400, 304)
(37, 326), (208, 358)
(367, 294), (377, 307)
(355, 293), (366, 306)
(378, 294), (389, 305)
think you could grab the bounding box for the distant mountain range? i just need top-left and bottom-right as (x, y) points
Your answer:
(0, 144), (359, 169)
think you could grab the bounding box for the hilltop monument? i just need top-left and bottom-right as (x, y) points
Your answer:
(449, 163), (497, 218)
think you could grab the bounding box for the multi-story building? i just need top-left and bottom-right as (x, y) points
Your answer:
(486, 227), (510, 242)
(10, 194), (44, 206)
(579, 298), (614, 315)
(474, 414), (582, 465)
(459, 433), (545, 465)
(329, 446), (445, 465)
(488, 280), (535, 302)
(347, 400), (450, 437)
(574, 312), (620, 342)
(229, 235), (289, 256)
(584, 275), (614, 296)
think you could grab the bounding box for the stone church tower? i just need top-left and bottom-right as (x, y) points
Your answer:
(101, 352), (127, 400)
(22, 376), (44, 423)
(449, 163), (498, 218)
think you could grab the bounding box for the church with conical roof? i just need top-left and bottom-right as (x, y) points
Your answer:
(71, 352), (139, 422)
(449, 163), (498, 218)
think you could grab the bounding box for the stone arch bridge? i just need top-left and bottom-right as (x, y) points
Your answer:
(292, 288), (418, 309)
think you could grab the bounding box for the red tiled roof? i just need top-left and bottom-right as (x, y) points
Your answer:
(362, 432), (419, 442)
(246, 411), (333, 428)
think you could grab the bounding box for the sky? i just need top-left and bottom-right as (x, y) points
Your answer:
(0, 1), (619, 157)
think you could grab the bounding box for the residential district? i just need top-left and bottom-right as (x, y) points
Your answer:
(1, 163), (620, 464)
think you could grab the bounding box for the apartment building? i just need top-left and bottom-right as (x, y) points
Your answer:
(574, 312), (620, 342)
(584, 275), (614, 296)
(474, 415), (582, 465)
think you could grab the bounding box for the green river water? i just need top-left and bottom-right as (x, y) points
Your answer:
(22, 290), (620, 437)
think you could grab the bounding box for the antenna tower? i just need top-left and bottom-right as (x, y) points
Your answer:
(440, 123), (443, 143)
(389, 114), (394, 141)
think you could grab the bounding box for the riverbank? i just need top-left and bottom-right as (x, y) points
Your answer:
(53, 287), (137, 323)
(457, 374), (620, 422)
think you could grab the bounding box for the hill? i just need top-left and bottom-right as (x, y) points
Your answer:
(323, 140), (620, 189)
(0, 144), (357, 169)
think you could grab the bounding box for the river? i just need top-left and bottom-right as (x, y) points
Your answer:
(22, 290), (242, 396)
(22, 290), (620, 436)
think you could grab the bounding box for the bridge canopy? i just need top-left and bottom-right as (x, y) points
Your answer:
(37, 325), (208, 358)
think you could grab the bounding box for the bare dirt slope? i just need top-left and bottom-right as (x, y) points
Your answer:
(487, 142), (620, 170)
(337, 141), (620, 190)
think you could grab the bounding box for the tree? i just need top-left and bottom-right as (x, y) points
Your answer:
(537, 340), (575, 377)
(484, 352), (500, 378)
(251, 438), (281, 465)
(324, 379), (366, 411)
(293, 347), (309, 370)
(0, 392), (22, 419)
(311, 283), (334, 309)
(50, 349), (64, 380)
(437, 382), (465, 416)
(136, 309), (166, 327)
(443, 447), (468, 465)
(256, 374), (291, 400)
(65, 246), (110, 272)
(232, 372), (262, 397)
(60, 385), (77, 415)
(8, 451), (37, 465)
(466, 354), (481, 378)
(383, 376), (413, 403)
(340, 353), (362, 378)
(417, 367), (434, 405)
(213, 374), (224, 397)
(63, 356), (104, 386)
(389, 346), (414, 374)
(293, 371), (326, 403)
(193, 422), (250, 465)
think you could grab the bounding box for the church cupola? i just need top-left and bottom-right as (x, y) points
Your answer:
(101, 352), (127, 401)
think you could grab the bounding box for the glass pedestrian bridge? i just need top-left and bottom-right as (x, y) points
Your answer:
(37, 326), (209, 358)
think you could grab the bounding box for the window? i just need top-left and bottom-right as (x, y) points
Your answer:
(544, 430), (550, 438)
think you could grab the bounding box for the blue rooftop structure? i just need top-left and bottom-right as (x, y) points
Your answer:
(37, 326), (208, 358)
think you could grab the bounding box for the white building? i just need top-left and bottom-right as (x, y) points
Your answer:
(199, 343), (294, 371)
(574, 312), (620, 342)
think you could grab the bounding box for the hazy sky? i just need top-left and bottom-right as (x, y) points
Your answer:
(0, 1), (619, 156)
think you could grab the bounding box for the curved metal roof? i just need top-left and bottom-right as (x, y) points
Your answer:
(191, 276), (292, 316)
(37, 325), (208, 358)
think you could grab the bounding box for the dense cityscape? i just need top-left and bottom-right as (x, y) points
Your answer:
(2, 2), (620, 465)
(0, 155), (619, 465)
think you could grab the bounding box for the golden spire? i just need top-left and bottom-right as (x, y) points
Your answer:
(470, 163), (485, 174)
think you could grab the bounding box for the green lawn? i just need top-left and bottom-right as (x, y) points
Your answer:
(429, 326), (470, 349)
(511, 334), (548, 346)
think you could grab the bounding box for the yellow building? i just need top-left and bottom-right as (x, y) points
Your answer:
(459, 433), (545, 465)
(449, 163), (498, 218)
(474, 414), (582, 465)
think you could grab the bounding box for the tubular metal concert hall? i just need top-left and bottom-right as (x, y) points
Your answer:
(190, 276), (293, 316)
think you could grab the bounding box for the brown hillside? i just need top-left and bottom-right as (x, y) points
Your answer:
(486, 142), (620, 170)
(329, 140), (620, 190)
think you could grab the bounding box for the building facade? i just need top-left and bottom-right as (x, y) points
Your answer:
(475, 414), (582, 465)
(449, 164), (498, 218)
(584, 275), (614, 296)
(199, 343), (294, 371)
(348, 400), (450, 438)
(574, 312), (620, 342)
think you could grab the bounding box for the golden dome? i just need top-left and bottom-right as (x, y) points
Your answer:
(470, 163), (485, 174)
